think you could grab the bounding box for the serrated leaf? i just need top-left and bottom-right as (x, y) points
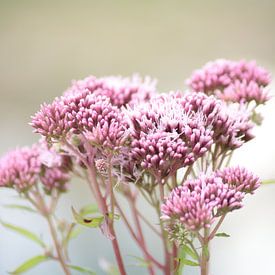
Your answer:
(3, 204), (36, 213)
(179, 258), (199, 266)
(72, 207), (104, 228)
(0, 221), (46, 248)
(215, 232), (230, 238)
(67, 264), (96, 274)
(181, 244), (198, 260)
(9, 255), (49, 274)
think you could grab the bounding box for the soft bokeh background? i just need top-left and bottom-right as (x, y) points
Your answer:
(0, 0), (275, 274)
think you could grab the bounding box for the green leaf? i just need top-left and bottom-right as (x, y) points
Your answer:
(262, 179), (275, 185)
(177, 244), (186, 274)
(215, 232), (230, 238)
(79, 204), (99, 216)
(128, 255), (150, 267)
(0, 221), (46, 248)
(67, 265), (96, 275)
(181, 244), (198, 260)
(179, 258), (199, 267)
(3, 204), (36, 213)
(63, 224), (83, 249)
(9, 255), (49, 274)
(68, 225), (83, 240)
(72, 207), (104, 228)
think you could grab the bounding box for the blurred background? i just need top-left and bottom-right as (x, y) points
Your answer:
(0, 0), (275, 274)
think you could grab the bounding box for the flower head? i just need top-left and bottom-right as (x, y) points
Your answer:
(127, 92), (213, 179)
(31, 100), (70, 140)
(161, 174), (244, 231)
(32, 84), (130, 154)
(187, 59), (271, 104)
(0, 145), (41, 191)
(215, 166), (260, 194)
(212, 103), (254, 150)
(65, 74), (156, 107)
(0, 143), (71, 194)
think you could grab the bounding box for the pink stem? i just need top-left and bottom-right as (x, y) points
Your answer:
(115, 197), (165, 271)
(128, 195), (155, 275)
(63, 140), (126, 275)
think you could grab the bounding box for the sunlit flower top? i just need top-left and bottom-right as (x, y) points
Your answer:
(186, 59), (271, 104)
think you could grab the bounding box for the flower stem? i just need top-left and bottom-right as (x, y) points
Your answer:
(87, 165), (127, 275)
(128, 195), (155, 275)
(45, 214), (71, 275)
(200, 229), (210, 275)
(26, 190), (71, 275)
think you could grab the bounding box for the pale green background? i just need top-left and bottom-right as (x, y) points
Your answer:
(0, 1), (275, 274)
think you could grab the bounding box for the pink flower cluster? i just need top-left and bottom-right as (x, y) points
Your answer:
(126, 91), (254, 180)
(161, 166), (260, 231)
(64, 74), (156, 107)
(0, 143), (71, 193)
(127, 92), (213, 178)
(187, 59), (270, 104)
(215, 166), (260, 194)
(0, 145), (41, 191)
(180, 92), (254, 149)
(32, 95), (128, 151)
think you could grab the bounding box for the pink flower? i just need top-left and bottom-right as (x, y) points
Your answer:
(221, 80), (270, 105)
(187, 59), (271, 104)
(127, 92), (213, 178)
(40, 167), (70, 193)
(0, 143), (71, 193)
(215, 166), (260, 194)
(212, 103), (254, 150)
(161, 174), (244, 231)
(0, 145), (41, 191)
(170, 91), (254, 150)
(31, 100), (70, 139)
(64, 74), (156, 107)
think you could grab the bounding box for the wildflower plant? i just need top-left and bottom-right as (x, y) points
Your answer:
(0, 61), (271, 275)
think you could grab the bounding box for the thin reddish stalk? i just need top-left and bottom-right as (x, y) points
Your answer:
(87, 165), (126, 275)
(45, 214), (71, 275)
(114, 197), (165, 271)
(63, 140), (126, 275)
(128, 195), (155, 275)
(136, 209), (161, 238)
(27, 191), (71, 275)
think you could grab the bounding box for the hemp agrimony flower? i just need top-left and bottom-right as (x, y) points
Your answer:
(0, 60), (271, 275)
